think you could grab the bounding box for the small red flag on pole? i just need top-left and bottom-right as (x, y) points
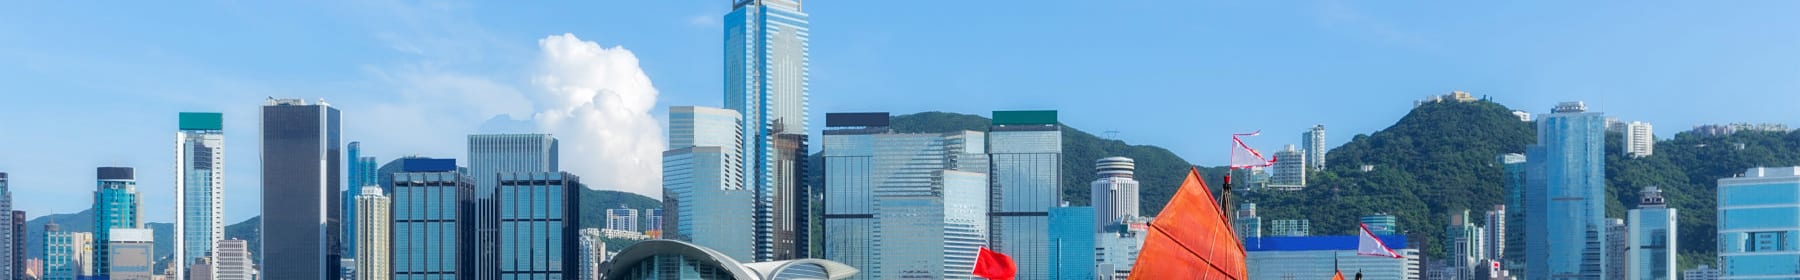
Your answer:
(973, 247), (1017, 280)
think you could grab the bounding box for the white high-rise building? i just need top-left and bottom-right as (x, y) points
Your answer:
(353, 188), (389, 280)
(176, 112), (226, 279)
(1625, 121), (1654, 158)
(1628, 187), (1676, 280)
(212, 240), (253, 280)
(1269, 219), (1310, 237)
(1482, 205), (1506, 262)
(1269, 144), (1307, 190)
(1302, 125), (1327, 171)
(606, 208), (639, 233)
(1090, 157), (1139, 230)
(577, 228), (604, 280)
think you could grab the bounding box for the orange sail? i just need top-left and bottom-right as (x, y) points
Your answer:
(1127, 167), (1247, 279)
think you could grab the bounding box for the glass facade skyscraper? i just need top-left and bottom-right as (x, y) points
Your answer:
(1524, 101), (1607, 280)
(1500, 153), (1528, 276)
(345, 141), (377, 260)
(176, 112), (226, 278)
(1717, 167), (1800, 279)
(725, 0), (812, 262)
(468, 133), (558, 280)
(1628, 187), (1675, 280)
(495, 172), (580, 279)
(391, 171), (473, 280)
(822, 112), (990, 280)
(93, 167), (140, 278)
(986, 110), (1062, 280)
(260, 98), (342, 280)
(1048, 206), (1095, 280)
(663, 106), (753, 261)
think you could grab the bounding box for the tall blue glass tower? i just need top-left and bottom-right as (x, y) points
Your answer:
(725, 0), (811, 262)
(94, 167), (141, 278)
(1524, 102), (1607, 280)
(344, 141), (376, 260)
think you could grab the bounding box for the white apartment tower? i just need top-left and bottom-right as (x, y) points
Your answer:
(354, 188), (389, 280)
(1625, 121), (1654, 158)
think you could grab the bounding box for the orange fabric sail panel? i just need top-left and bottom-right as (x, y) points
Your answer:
(1127, 168), (1247, 280)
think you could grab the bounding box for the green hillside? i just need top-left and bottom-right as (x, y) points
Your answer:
(1246, 100), (1534, 259)
(1605, 129), (1800, 268)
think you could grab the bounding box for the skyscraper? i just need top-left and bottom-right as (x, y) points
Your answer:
(376, 157), (455, 193)
(260, 98), (342, 280)
(10, 210), (20, 280)
(1090, 157), (1140, 231)
(725, 0), (812, 261)
(1624, 121), (1654, 158)
(1524, 101), (1608, 280)
(1606, 218), (1627, 280)
(354, 188), (390, 280)
(1500, 153), (1527, 276)
(1047, 206), (1095, 280)
(1447, 209), (1485, 280)
(344, 141), (377, 261)
(1302, 124), (1326, 171)
(662, 106), (753, 260)
(604, 209), (638, 232)
(987, 110), (1061, 280)
(494, 172), (580, 279)
(213, 240), (253, 280)
(0, 172), (10, 280)
(1715, 167), (1800, 279)
(577, 228), (603, 280)
(1269, 144), (1307, 189)
(107, 229), (154, 280)
(468, 133), (557, 280)
(1628, 187), (1675, 280)
(94, 167), (141, 278)
(822, 112), (991, 279)
(391, 170), (474, 280)
(176, 112), (226, 279)
(1484, 205), (1506, 262)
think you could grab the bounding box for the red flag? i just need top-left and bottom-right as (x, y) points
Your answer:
(974, 247), (1016, 280)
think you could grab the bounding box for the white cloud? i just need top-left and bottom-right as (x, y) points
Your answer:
(530, 33), (666, 197)
(687, 14), (719, 28)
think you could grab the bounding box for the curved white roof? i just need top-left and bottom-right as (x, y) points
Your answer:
(604, 239), (859, 280)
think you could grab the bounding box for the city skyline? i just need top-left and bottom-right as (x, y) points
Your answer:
(6, 1), (1800, 224)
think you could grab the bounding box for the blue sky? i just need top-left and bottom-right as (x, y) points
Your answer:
(3, 1), (1798, 224)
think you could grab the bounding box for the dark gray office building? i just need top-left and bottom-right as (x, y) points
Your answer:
(260, 98), (342, 280)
